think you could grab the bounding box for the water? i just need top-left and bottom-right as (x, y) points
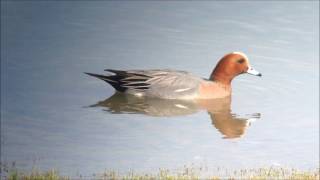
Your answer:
(1, 1), (319, 177)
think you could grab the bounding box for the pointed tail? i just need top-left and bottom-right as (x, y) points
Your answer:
(84, 72), (111, 81)
(84, 72), (126, 92)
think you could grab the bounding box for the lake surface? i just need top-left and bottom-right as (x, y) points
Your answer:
(1, 1), (319, 177)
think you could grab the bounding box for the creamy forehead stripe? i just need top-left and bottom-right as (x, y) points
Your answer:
(232, 52), (249, 60)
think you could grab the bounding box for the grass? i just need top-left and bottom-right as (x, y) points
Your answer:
(6, 169), (67, 180)
(1, 164), (319, 180)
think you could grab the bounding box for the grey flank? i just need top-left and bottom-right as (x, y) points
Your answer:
(85, 69), (206, 99)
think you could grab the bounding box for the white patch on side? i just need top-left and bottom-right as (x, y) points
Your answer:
(133, 92), (144, 97)
(175, 87), (191, 92)
(174, 104), (188, 109)
(232, 51), (249, 60)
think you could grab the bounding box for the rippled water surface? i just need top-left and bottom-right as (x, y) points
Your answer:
(1, 1), (319, 177)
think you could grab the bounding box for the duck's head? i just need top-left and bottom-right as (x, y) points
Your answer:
(210, 52), (261, 84)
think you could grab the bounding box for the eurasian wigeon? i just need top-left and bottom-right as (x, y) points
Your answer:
(85, 52), (261, 99)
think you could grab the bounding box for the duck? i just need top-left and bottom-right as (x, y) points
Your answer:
(85, 52), (261, 99)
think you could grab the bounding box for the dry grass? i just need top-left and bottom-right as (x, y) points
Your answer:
(1, 164), (319, 180)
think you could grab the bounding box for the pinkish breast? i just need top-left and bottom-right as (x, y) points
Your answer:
(198, 81), (231, 99)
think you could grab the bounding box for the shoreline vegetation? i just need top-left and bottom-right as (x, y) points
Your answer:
(1, 165), (319, 180)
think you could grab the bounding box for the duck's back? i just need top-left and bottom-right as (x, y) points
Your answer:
(132, 69), (204, 99)
(86, 69), (205, 99)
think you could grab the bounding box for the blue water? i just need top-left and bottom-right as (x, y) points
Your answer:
(1, 1), (319, 177)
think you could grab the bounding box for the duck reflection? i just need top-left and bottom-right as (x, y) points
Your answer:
(90, 92), (260, 139)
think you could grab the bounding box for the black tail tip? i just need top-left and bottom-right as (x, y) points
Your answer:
(84, 72), (111, 81)
(84, 72), (96, 76)
(84, 72), (102, 78)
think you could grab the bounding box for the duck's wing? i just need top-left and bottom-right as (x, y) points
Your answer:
(86, 69), (204, 98)
(129, 69), (203, 98)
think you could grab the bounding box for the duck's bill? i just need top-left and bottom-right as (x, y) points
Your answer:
(247, 66), (262, 77)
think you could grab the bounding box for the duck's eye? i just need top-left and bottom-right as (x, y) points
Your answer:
(237, 58), (245, 64)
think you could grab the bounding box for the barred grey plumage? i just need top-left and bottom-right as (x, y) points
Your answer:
(85, 69), (205, 99)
